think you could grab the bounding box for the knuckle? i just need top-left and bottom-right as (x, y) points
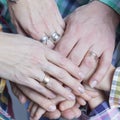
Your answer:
(56, 44), (69, 56)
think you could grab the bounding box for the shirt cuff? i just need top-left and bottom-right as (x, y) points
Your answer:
(89, 101), (109, 117)
(89, 101), (120, 120)
(109, 67), (120, 108)
(99, 0), (120, 15)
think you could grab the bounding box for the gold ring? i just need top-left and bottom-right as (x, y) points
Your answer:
(42, 74), (50, 85)
(88, 51), (99, 61)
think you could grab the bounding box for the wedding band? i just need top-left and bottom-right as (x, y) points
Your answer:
(88, 51), (98, 61)
(40, 36), (49, 45)
(42, 74), (50, 85)
(51, 32), (60, 43)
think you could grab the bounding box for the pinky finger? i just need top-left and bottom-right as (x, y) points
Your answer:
(27, 102), (34, 112)
(30, 103), (38, 118)
(33, 108), (45, 120)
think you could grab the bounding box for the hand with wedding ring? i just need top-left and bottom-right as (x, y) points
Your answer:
(11, 57), (100, 120)
(8, 0), (64, 48)
(55, 1), (119, 88)
(0, 32), (88, 107)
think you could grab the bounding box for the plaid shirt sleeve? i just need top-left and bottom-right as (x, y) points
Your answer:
(109, 67), (120, 108)
(89, 101), (120, 120)
(99, 0), (120, 14)
(87, 67), (120, 120)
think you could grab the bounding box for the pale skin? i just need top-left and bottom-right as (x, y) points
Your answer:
(8, 0), (119, 88)
(0, 32), (88, 112)
(55, 1), (119, 88)
(8, 0), (64, 42)
(12, 63), (115, 120)
(7, 0), (118, 119)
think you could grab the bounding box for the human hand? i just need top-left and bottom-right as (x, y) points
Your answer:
(11, 55), (98, 120)
(8, 0), (64, 46)
(0, 32), (85, 101)
(11, 83), (77, 119)
(55, 1), (119, 88)
(11, 81), (82, 120)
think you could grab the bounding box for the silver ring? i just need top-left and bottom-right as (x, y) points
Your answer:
(40, 36), (49, 45)
(88, 51), (99, 61)
(51, 32), (60, 43)
(42, 74), (50, 85)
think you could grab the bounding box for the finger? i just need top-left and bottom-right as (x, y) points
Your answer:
(22, 69), (56, 98)
(32, 107), (45, 120)
(46, 50), (81, 79)
(30, 103), (38, 118)
(43, 62), (84, 94)
(11, 83), (27, 104)
(78, 50), (99, 81)
(77, 97), (86, 106)
(59, 100), (75, 111)
(28, 102), (34, 112)
(22, 75), (56, 99)
(44, 109), (61, 120)
(17, 85), (56, 112)
(55, 24), (79, 56)
(45, 76), (76, 100)
(61, 106), (81, 119)
(39, 35), (55, 49)
(84, 84), (99, 98)
(89, 50), (112, 88)
(74, 90), (92, 101)
(68, 40), (90, 66)
(46, 38), (55, 49)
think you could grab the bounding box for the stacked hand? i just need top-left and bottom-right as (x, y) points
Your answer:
(7, 0), (119, 120)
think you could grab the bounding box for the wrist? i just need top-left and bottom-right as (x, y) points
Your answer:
(89, 0), (120, 29)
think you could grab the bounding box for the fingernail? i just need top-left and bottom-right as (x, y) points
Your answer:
(68, 94), (76, 100)
(79, 72), (84, 79)
(78, 87), (85, 93)
(90, 80), (97, 88)
(48, 105), (56, 111)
